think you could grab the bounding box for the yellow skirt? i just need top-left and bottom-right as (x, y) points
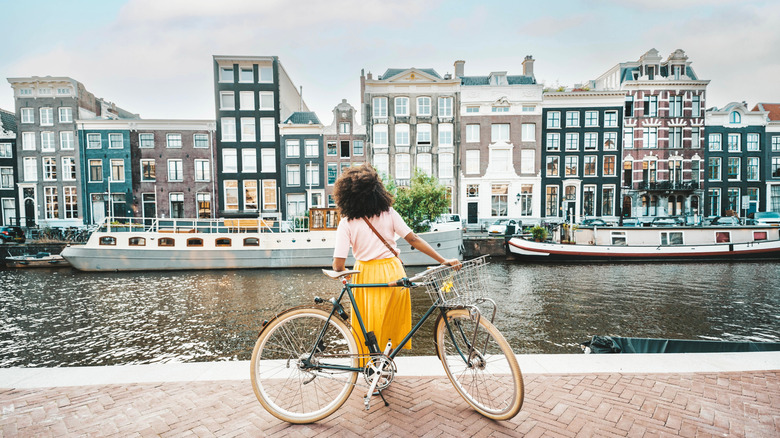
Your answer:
(351, 257), (411, 359)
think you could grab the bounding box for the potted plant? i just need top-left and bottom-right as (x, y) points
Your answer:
(530, 226), (548, 242)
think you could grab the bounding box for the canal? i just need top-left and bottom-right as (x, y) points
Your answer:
(1, 260), (779, 367)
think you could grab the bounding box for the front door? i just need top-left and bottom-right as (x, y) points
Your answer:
(467, 202), (478, 224)
(92, 197), (105, 225)
(24, 198), (35, 227)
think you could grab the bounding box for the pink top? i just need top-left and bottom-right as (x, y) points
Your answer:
(333, 208), (413, 261)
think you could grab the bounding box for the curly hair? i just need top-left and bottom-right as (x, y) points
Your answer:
(333, 165), (394, 219)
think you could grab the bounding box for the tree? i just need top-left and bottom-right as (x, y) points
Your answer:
(386, 169), (450, 233)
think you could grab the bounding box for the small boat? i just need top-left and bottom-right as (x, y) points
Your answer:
(507, 224), (780, 262)
(581, 335), (780, 354)
(61, 214), (464, 272)
(5, 252), (71, 268)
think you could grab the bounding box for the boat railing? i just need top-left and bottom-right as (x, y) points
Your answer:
(97, 217), (282, 234)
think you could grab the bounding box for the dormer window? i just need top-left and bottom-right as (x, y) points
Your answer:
(673, 65), (682, 80)
(488, 72), (508, 86)
(730, 111), (741, 124)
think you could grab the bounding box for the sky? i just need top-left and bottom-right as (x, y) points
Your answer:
(2, 0), (779, 122)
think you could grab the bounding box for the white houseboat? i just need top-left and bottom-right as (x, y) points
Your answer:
(508, 225), (780, 262)
(61, 214), (463, 272)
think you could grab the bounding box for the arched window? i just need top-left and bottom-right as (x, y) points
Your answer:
(129, 237), (146, 246)
(730, 111), (741, 124)
(215, 238), (232, 247)
(187, 238), (203, 247)
(99, 236), (116, 246)
(243, 237), (260, 246)
(642, 195), (649, 216)
(158, 237), (175, 247)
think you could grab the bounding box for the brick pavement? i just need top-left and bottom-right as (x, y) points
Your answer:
(1, 370), (778, 437)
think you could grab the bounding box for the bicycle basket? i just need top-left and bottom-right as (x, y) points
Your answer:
(419, 256), (490, 307)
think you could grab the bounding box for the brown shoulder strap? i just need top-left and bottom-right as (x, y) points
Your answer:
(362, 217), (399, 257)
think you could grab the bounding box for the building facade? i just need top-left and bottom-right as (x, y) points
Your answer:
(323, 99), (367, 207)
(279, 112), (324, 220)
(0, 109), (18, 225)
(78, 122), (133, 223)
(753, 103), (780, 212)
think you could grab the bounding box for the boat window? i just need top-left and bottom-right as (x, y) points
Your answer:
(187, 238), (204, 247)
(660, 232), (683, 246)
(611, 232), (626, 246)
(754, 231), (767, 241)
(129, 237), (146, 246)
(216, 238), (232, 247)
(158, 237), (175, 247)
(244, 237), (260, 247)
(99, 236), (116, 246)
(715, 232), (730, 243)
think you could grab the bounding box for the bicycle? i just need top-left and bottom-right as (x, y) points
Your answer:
(249, 256), (524, 424)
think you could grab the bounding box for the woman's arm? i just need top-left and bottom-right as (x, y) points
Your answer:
(332, 257), (346, 271)
(403, 232), (460, 267)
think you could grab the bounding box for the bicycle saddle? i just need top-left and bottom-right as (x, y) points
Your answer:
(322, 269), (361, 279)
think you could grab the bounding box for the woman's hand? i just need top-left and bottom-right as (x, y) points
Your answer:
(442, 258), (462, 270)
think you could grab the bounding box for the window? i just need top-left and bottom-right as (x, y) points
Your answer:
(44, 186), (58, 219)
(220, 91), (235, 110)
(339, 122), (350, 134)
(286, 164), (300, 186)
(691, 127), (700, 149)
(727, 157), (740, 180)
(243, 237), (259, 247)
(241, 118), (256, 141)
(59, 131), (74, 150)
(58, 107), (73, 123)
(169, 193), (184, 218)
(491, 124), (509, 142)
(240, 91), (254, 110)
(584, 156), (597, 176)
(62, 186), (77, 219)
(546, 186), (559, 216)
(327, 162), (338, 185)
(747, 157), (759, 181)
(612, 231), (626, 246)
(139, 133), (154, 148)
(244, 180), (258, 210)
(709, 157), (721, 181)
(669, 95), (683, 117)
(0, 168), (13, 189)
(108, 159), (124, 182)
(261, 179), (276, 210)
(141, 159), (155, 181)
(306, 163), (319, 185)
(439, 124), (453, 147)
(305, 139), (319, 157)
(773, 157), (780, 178)
(42, 157), (57, 181)
(709, 133), (722, 151)
(466, 124), (480, 143)
(105, 133), (122, 149)
(215, 238), (232, 247)
(57, 87), (70, 95)
(747, 133), (760, 151)
(546, 156), (559, 177)
(167, 159), (182, 182)
(372, 97), (387, 118)
(326, 141), (337, 156)
(546, 133), (560, 151)
(221, 118), (236, 141)
(259, 67), (273, 83)
(661, 231), (684, 246)
(565, 156), (578, 176)
(0, 143), (10, 158)
(584, 132), (598, 150)
(604, 132), (617, 151)
(465, 106), (479, 113)
(158, 237), (175, 247)
(259, 92), (274, 110)
(194, 159), (210, 182)
(465, 150), (480, 174)
(520, 149), (534, 174)
(624, 128), (634, 149)
(354, 140), (364, 156)
(40, 132), (55, 151)
(87, 160), (102, 182)
(395, 124), (410, 146)
(547, 111), (560, 128)
(522, 105), (535, 113)
(240, 67), (253, 83)
(604, 111), (618, 127)
(603, 156), (616, 176)
(191, 133), (207, 148)
(373, 125), (388, 147)
(727, 188), (740, 212)
(21, 108), (34, 123)
(219, 66), (233, 82)
(516, 185), (532, 216)
(24, 157), (37, 181)
(491, 184), (508, 216)
(669, 127), (682, 149)
(286, 139), (300, 158)
(583, 186), (596, 216)
(521, 124), (535, 142)
(417, 153), (432, 175)
(224, 180), (239, 210)
(61, 157), (76, 181)
(585, 111), (598, 127)
(691, 160), (701, 182)
(565, 111), (579, 127)
(222, 149), (237, 173)
(242, 149), (257, 173)
(40, 107), (53, 126)
(692, 95), (701, 117)
(38, 88), (51, 96)
(394, 97), (409, 116)
(261, 149), (275, 173)
(642, 127), (658, 148)
(773, 136), (780, 152)
(395, 154), (411, 179)
(417, 124), (432, 144)
(260, 118), (274, 142)
(491, 148), (512, 172)
(187, 238), (204, 247)
(602, 187), (615, 216)
(725, 133), (741, 153)
(492, 106), (509, 113)
(645, 96), (658, 117)
(438, 97), (453, 117)
(565, 133), (579, 151)
(197, 193), (211, 218)
(730, 111), (741, 124)
(100, 236), (118, 246)
(417, 97), (431, 116)
(439, 153), (453, 178)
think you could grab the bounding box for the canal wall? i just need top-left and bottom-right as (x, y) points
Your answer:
(0, 243), (68, 266)
(463, 235), (508, 258)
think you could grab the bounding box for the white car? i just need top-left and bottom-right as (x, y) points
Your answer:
(487, 219), (519, 235)
(429, 214), (462, 232)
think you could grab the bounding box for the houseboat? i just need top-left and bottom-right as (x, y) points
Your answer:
(508, 224), (780, 262)
(61, 212), (463, 272)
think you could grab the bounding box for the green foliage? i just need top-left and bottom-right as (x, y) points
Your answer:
(384, 169), (450, 233)
(530, 225), (548, 241)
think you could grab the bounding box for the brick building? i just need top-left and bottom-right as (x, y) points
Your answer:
(322, 99), (366, 207)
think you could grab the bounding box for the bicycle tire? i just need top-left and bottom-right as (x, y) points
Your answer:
(250, 307), (359, 423)
(434, 308), (524, 420)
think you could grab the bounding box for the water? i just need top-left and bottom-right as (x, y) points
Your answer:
(1, 260), (779, 367)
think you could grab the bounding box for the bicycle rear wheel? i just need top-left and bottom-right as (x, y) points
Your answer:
(250, 307), (359, 423)
(434, 308), (524, 420)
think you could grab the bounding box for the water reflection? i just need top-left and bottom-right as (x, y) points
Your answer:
(1, 260), (778, 367)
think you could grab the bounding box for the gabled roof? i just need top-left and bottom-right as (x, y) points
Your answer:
(379, 68), (442, 80)
(754, 103), (780, 121)
(460, 75), (535, 86)
(284, 111), (321, 125)
(0, 108), (16, 135)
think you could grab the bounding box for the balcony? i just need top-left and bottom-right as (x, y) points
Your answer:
(641, 181), (699, 191)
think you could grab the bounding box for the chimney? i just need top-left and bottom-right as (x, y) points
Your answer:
(454, 60), (465, 78)
(522, 56), (535, 77)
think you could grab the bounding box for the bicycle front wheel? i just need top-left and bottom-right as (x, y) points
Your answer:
(434, 308), (524, 420)
(250, 307), (359, 423)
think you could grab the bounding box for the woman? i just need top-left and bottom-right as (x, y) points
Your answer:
(332, 165), (460, 356)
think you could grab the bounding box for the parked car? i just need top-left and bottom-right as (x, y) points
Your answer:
(753, 211), (780, 226)
(708, 216), (741, 226)
(0, 226), (25, 244)
(649, 217), (685, 227)
(580, 218), (607, 227)
(487, 219), (519, 235)
(428, 214), (462, 232)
